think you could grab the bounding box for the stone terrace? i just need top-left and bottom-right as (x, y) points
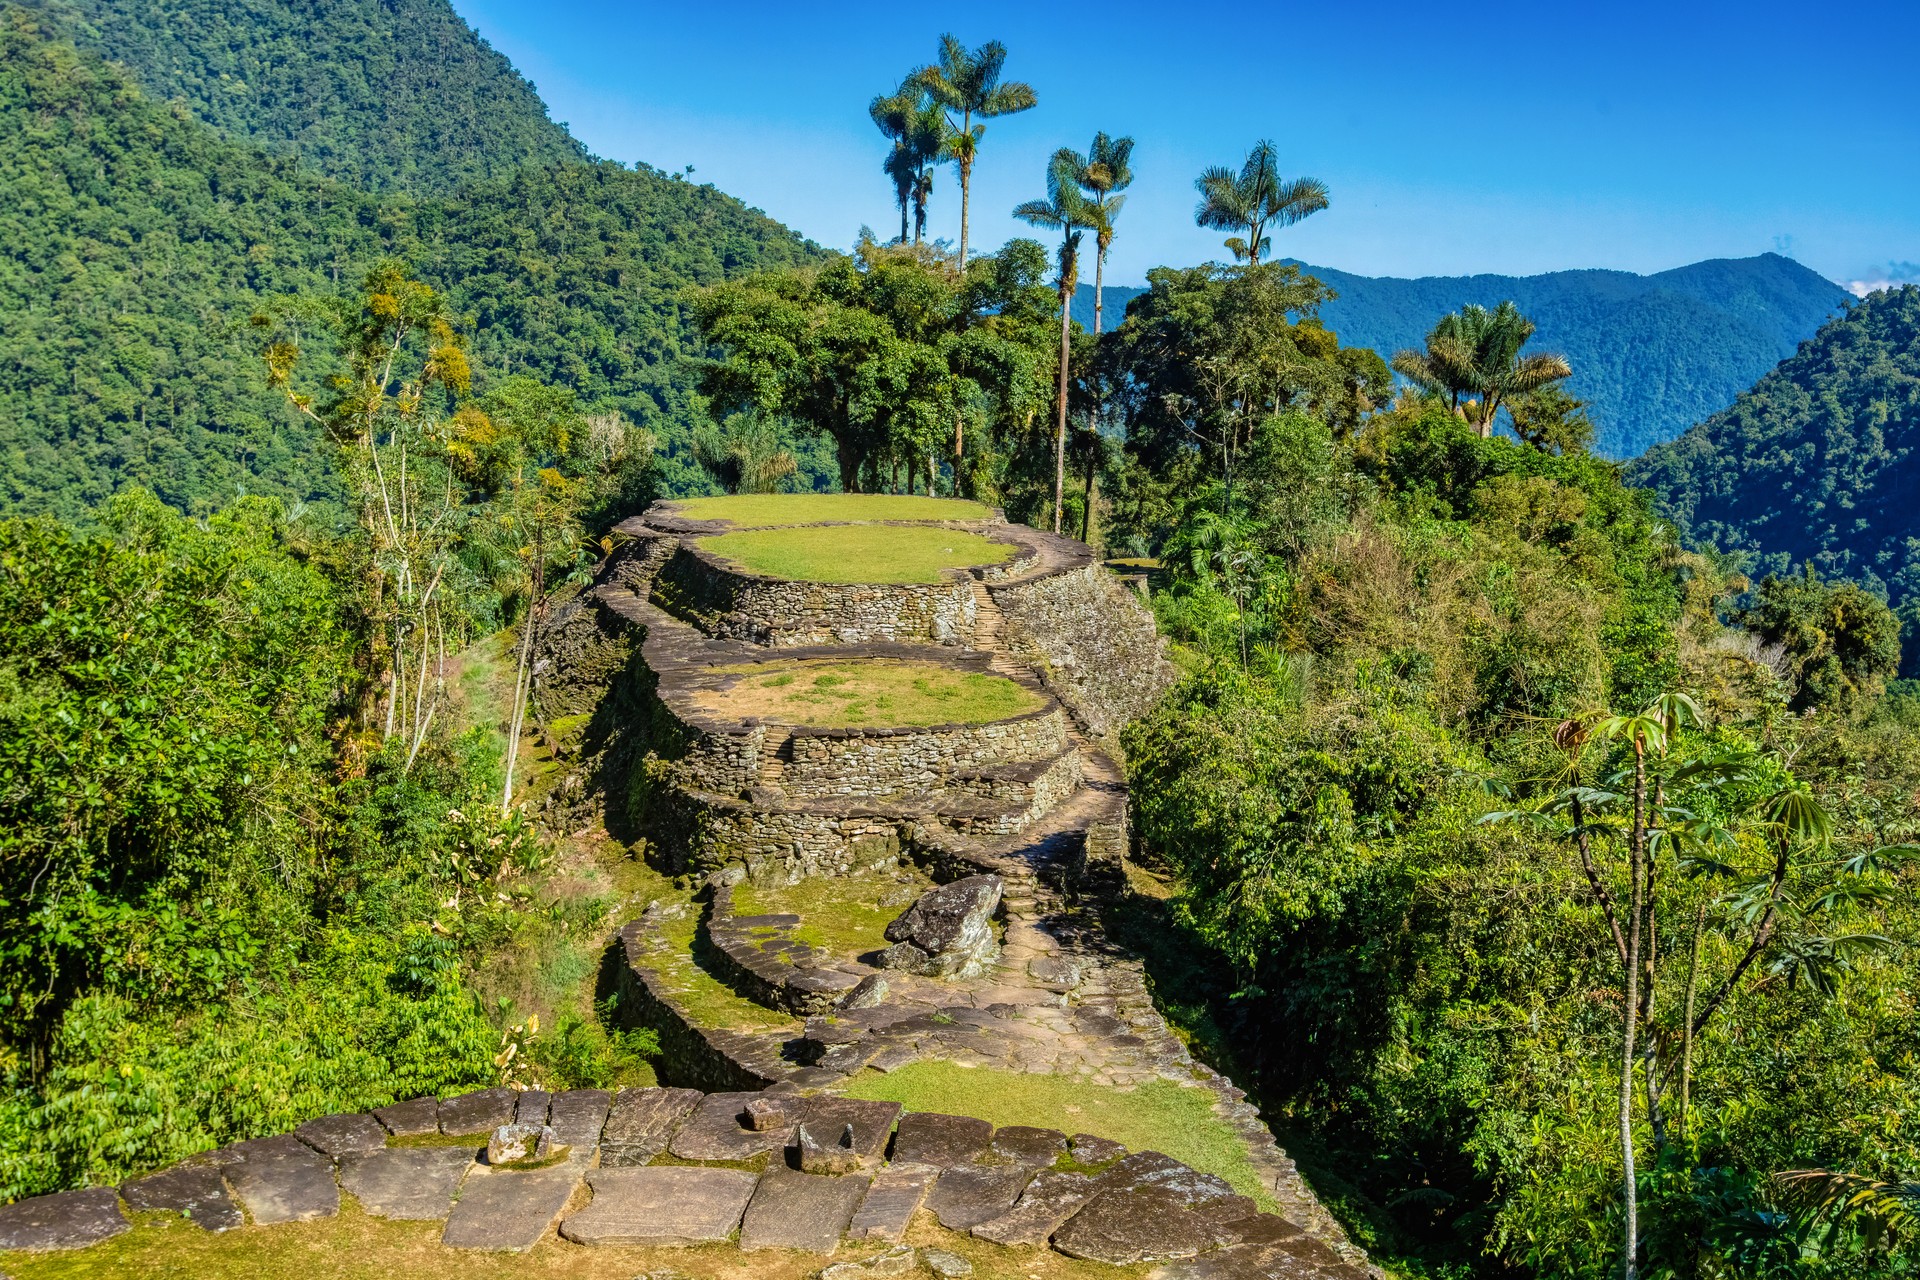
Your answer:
(0, 1084), (1364, 1278)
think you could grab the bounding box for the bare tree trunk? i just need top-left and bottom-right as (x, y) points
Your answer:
(960, 118), (975, 272)
(1053, 289), (1071, 535)
(1620, 743), (1647, 1280)
(1677, 895), (1708, 1136)
(1094, 250), (1105, 335)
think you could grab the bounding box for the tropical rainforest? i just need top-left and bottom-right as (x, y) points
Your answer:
(0, 3), (1914, 1279)
(1631, 288), (1920, 635)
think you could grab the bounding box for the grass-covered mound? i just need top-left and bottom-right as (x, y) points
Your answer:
(699, 660), (1043, 727)
(735, 868), (934, 956)
(672, 493), (994, 527)
(697, 524), (1012, 584)
(841, 1060), (1270, 1207)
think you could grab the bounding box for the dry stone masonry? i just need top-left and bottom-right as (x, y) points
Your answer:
(0, 499), (1374, 1278)
(0, 1085), (1365, 1278)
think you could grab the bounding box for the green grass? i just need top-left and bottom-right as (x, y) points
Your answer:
(735, 867), (932, 956)
(698, 659), (1043, 728)
(697, 524), (1012, 584)
(839, 1061), (1273, 1208)
(671, 493), (992, 527)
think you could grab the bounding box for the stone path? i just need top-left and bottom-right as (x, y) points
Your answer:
(0, 1085), (1365, 1279)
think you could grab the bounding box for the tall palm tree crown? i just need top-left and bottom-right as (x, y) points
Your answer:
(1014, 154), (1092, 535)
(916, 34), (1037, 270)
(1392, 301), (1572, 438)
(1061, 133), (1135, 334)
(870, 79), (945, 245)
(1193, 140), (1328, 265)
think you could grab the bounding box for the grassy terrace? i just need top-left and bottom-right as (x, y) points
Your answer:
(696, 524), (1012, 585)
(735, 866), (933, 956)
(842, 1061), (1273, 1209)
(670, 493), (993, 527)
(697, 659), (1043, 728)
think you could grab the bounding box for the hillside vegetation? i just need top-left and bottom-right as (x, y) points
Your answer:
(21, 0), (585, 191)
(1078, 257), (1848, 460)
(0, 10), (817, 520)
(1296, 255), (1851, 459)
(1631, 287), (1920, 609)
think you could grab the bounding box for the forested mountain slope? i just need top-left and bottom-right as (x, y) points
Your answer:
(0, 10), (816, 519)
(1080, 257), (1847, 458)
(21, 0), (584, 191)
(1629, 286), (1920, 603)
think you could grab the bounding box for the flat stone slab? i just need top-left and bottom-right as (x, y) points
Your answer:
(121, 1163), (243, 1231)
(670, 1090), (789, 1161)
(925, 1165), (1032, 1231)
(559, 1166), (758, 1246)
(740, 1167), (869, 1253)
(1148, 1239), (1368, 1280)
(1069, 1133), (1128, 1165)
(295, 1111), (389, 1157)
(989, 1125), (1067, 1168)
(339, 1147), (474, 1220)
(0, 1186), (128, 1251)
(602, 1086), (702, 1166)
(848, 1163), (937, 1242)
(372, 1096), (440, 1137)
(546, 1088), (613, 1151)
(798, 1096), (903, 1161)
(441, 1164), (579, 1251)
(971, 1169), (1097, 1246)
(514, 1090), (552, 1125)
(217, 1134), (339, 1225)
(890, 1112), (992, 1167)
(438, 1086), (518, 1135)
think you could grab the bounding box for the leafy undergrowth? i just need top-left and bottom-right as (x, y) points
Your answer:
(735, 865), (932, 956)
(697, 524), (1012, 584)
(671, 493), (992, 527)
(840, 1061), (1272, 1208)
(699, 659), (1043, 727)
(0, 1200), (1150, 1280)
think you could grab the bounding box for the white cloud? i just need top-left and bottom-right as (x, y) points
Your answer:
(1845, 260), (1920, 296)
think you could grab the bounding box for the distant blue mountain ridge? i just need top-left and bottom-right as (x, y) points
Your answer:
(1072, 253), (1851, 459)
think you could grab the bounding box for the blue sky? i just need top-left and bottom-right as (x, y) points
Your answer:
(452, 0), (1919, 291)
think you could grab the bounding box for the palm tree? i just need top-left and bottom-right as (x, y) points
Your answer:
(870, 79), (920, 244)
(1014, 153), (1091, 535)
(1392, 302), (1571, 438)
(917, 34), (1037, 270)
(1193, 140), (1328, 265)
(1063, 133), (1135, 334)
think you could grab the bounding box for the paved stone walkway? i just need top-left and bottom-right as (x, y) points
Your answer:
(0, 1086), (1365, 1279)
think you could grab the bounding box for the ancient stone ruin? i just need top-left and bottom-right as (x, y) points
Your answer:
(0, 498), (1373, 1278)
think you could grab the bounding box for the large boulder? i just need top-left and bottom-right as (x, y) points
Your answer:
(877, 875), (1002, 978)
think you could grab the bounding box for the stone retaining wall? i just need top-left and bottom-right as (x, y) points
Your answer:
(993, 562), (1179, 756)
(653, 544), (979, 647)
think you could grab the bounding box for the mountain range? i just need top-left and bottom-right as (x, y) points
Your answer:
(3, 0), (1901, 612)
(1077, 255), (1852, 459)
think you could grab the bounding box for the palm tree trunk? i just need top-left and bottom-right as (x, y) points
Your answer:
(957, 110), (972, 270)
(1053, 287), (1071, 535)
(1677, 894), (1707, 1136)
(1094, 250), (1105, 335)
